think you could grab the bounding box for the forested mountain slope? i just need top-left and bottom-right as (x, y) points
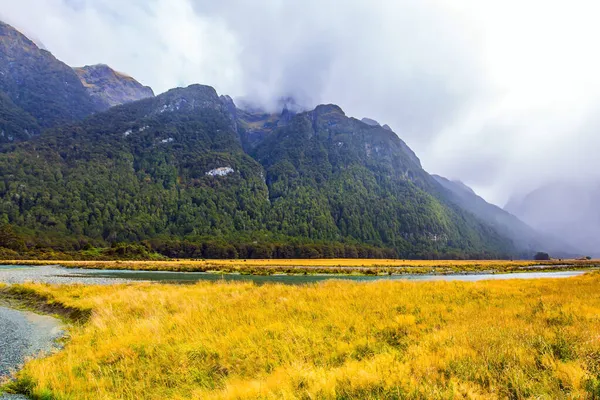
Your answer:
(0, 84), (516, 258)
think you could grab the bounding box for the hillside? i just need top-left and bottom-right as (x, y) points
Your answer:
(433, 175), (577, 257)
(249, 105), (512, 257)
(0, 91), (40, 142)
(0, 84), (516, 258)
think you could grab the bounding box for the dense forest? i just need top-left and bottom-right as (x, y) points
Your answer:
(0, 83), (519, 259)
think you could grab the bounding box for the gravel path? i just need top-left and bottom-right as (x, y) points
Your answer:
(0, 265), (133, 285)
(0, 306), (63, 398)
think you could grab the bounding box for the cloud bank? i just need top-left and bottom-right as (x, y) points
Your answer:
(2, 0), (600, 205)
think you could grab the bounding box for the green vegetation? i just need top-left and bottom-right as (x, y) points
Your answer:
(0, 85), (517, 259)
(0, 92), (40, 143)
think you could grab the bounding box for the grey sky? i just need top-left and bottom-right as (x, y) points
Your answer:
(1, 0), (599, 206)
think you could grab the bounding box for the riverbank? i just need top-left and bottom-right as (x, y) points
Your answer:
(2, 272), (600, 399)
(0, 296), (63, 399)
(2, 258), (599, 275)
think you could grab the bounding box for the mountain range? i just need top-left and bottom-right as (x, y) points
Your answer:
(0, 21), (577, 259)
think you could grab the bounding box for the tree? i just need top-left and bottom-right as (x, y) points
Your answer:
(0, 224), (26, 251)
(534, 252), (550, 261)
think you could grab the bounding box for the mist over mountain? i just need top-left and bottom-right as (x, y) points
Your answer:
(505, 182), (600, 257)
(434, 176), (578, 257)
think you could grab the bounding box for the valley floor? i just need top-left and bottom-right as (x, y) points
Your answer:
(1, 273), (600, 399)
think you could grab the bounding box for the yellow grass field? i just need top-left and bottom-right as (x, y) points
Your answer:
(2, 273), (600, 399)
(3, 258), (600, 275)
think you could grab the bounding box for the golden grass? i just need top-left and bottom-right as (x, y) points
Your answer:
(3, 258), (599, 275)
(3, 273), (600, 399)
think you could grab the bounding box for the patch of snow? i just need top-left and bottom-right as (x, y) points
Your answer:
(139, 125), (149, 132)
(206, 167), (234, 177)
(123, 129), (132, 137)
(160, 137), (174, 143)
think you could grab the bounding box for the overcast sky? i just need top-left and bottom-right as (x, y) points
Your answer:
(1, 0), (599, 206)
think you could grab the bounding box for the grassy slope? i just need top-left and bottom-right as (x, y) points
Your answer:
(3, 274), (600, 399)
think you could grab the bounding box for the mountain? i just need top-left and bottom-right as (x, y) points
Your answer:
(0, 21), (98, 129)
(433, 175), (577, 257)
(0, 21), (153, 144)
(247, 104), (513, 257)
(505, 182), (600, 256)
(74, 64), (154, 108)
(0, 83), (516, 258)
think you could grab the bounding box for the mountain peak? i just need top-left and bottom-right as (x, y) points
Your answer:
(150, 84), (225, 116)
(313, 104), (345, 116)
(74, 64), (154, 109)
(162, 84), (219, 102)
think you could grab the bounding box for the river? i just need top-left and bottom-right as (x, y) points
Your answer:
(0, 264), (589, 285)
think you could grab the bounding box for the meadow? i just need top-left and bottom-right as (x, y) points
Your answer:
(2, 273), (600, 399)
(3, 258), (599, 275)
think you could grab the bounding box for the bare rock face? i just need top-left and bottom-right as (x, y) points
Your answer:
(74, 64), (154, 109)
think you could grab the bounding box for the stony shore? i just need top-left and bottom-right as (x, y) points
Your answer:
(0, 306), (63, 399)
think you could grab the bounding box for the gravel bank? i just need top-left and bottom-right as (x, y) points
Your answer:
(0, 266), (129, 398)
(0, 265), (134, 285)
(0, 306), (63, 398)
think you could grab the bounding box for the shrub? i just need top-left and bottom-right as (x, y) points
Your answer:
(534, 252), (550, 261)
